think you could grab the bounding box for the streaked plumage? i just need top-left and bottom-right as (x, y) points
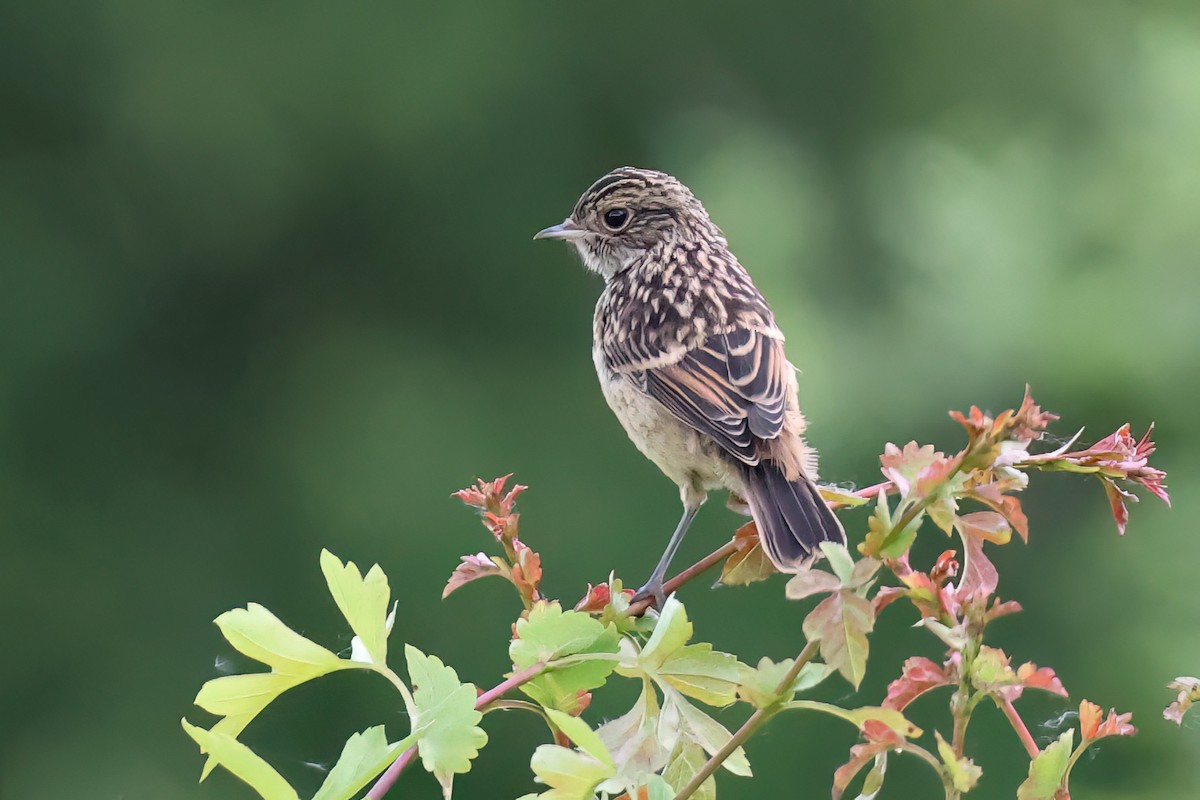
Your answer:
(536, 166), (844, 604)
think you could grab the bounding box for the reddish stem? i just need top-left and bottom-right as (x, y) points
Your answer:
(997, 697), (1040, 759)
(366, 661), (548, 798)
(365, 746), (418, 800)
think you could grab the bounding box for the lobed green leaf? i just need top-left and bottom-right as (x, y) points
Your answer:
(406, 645), (487, 798)
(182, 719), (298, 800)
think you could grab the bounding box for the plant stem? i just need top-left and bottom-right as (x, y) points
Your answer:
(996, 696), (1040, 759)
(477, 661), (547, 709)
(365, 746), (418, 800)
(366, 660), (548, 798)
(628, 539), (739, 617)
(673, 641), (819, 800)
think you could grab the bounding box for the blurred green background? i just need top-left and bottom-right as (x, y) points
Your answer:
(2, 1), (1197, 797)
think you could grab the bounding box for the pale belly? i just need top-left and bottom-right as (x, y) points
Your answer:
(593, 346), (741, 500)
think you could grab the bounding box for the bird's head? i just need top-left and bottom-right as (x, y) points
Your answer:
(535, 167), (720, 279)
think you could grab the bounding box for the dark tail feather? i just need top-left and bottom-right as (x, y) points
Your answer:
(739, 462), (846, 569)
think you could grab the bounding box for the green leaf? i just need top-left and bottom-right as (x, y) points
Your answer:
(784, 702), (922, 739)
(510, 601), (619, 713)
(738, 657), (834, 708)
(545, 709), (614, 770)
(527, 742), (615, 800)
(671, 694), (752, 776)
(640, 775), (677, 800)
(406, 645), (487, 797)
(935, 731), (982, 792)
(197, 603), (354, 776)
(215, 603), (347, 677)
(639, 595), (693, 668)
(856, 752), (887, 800)
(661, 742), (714, 800)
(1018, 730), (1074, 800)
(312, 726), (418, 800)
(320, 550), (392, 666)
(802, 589), (875, 688)
(596, 684), (671, 789)
(860, 491), (915, 560)
(655, 643), (747, 707)
(718, 523), (776, 586)
(182, 719), (299, 800)
(820, 541), (856, 584)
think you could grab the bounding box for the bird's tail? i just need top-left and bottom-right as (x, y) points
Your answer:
(738, 461), (846, 569)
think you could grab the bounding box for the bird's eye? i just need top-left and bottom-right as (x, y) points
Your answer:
(602, 207), (630, 231)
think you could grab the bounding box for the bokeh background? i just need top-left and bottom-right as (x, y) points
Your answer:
(2, 1), (1197, 797)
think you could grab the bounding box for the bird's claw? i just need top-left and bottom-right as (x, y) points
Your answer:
(632, 579), (668, 610)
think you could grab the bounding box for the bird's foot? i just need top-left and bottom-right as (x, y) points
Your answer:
(631, 578), (668, 610)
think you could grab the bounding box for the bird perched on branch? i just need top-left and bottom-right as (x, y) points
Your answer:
(535, 166), (845, 607)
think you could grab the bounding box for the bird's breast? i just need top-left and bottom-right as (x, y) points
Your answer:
(591, 344), (735, 492)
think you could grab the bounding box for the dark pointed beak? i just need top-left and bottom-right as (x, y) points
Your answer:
(533, 218), (587, 241)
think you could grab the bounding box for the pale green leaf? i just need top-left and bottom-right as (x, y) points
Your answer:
(320, 550), (392, 666)
(182, 719), (299, 800)
(820, 541), (856, 584)
(655, 643), (747, 707)
(596, 685), (670, 791)
(639, 595), (692, 669)
(784, 702), (922, 738)
(935, 731), (982, 792)
(406, 645), (487, 797)
(528, 742), (615, 800)
(856, 752), (887, 800)
(1018, 730), (1073, 800)
(199, 605), (353, 777)
(661, 742), (715, 800)
(545, 709), (614, 770)
(672, 694), (752, 777)
(312, 726), (418, 800)
(802, 589), (875, 688)
(510, 601), (619, 713)
(642, 774), (678, 800)
(737, 657), (833, 708)
(194, 673), (300, 719)
(215, 603), (347, 677)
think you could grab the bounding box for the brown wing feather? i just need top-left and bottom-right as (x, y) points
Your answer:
(636, 328), (810, 479)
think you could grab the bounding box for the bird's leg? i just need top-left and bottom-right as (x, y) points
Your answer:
(633, 498), (702, 609)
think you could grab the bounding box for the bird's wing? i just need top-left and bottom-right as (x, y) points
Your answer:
(626, 328), (791, 466)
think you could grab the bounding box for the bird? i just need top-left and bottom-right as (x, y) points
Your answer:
(534, 166), (845, 607)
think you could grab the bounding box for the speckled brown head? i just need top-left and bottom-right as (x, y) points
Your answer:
(534, 167), (724, 279)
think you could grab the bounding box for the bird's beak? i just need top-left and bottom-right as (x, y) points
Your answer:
(533, 218), (587, 241)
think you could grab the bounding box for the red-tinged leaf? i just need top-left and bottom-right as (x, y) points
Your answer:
(1079, 700), (1102, 740)
(802, 589), (875, 688)
(442, 553), (506, 599)
(833, 742), (890, 800)
(879, 442), (941, 499)
(929, 550), (959, 584)
(575, 583), (611, 613)
(972, 484), (1029, 542)
(890, 555), (950, 619)
(884, 657), (953, 711)
(511, 542), (542, 599)
(872, 586), (907, 616)
(453, 474), (528, 518)
(719, 521), (776, 586)
(785, 564), (842, 601)
(1080, 700), (1135, 741)
(1100, 477), (1133, 535)
(1015, 663), (1067, 699)
(953, 512), (1010, 602)
(949, 405), (992, 440)
(984, 598), (1023, 623)
(1012, 386), (1059, 442)
(1165, 677), (1200, 725)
